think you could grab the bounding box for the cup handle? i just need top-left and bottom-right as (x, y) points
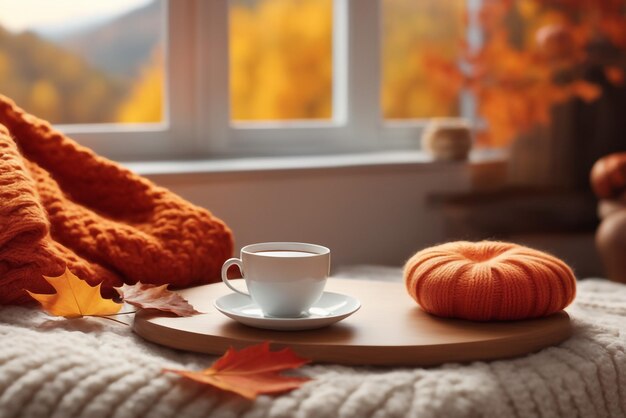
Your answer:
(221, 258), (250, 296)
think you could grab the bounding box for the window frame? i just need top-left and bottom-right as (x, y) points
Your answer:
(198, 0), (442, 157)
(57, 1), (198, 161)
(48, 0), (471, 161)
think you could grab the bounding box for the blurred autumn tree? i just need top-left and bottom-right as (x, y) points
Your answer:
(229, 0), (333, 121)
(116, 50), (163, 123)
(382, 0), (465, 119)
(0, 26), (126, 124)
(428, 0), (626, 146)
(0, 1), (162, 125)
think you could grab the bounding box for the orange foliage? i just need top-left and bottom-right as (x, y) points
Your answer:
(429, 0), (626, 146)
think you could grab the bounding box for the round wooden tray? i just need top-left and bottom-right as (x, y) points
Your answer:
(133, 278), (572, 366)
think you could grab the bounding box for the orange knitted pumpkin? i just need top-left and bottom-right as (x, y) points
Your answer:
(404, 241), (576, 321)
(591, 152), (626, 199)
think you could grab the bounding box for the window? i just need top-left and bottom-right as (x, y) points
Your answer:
(229, 0), (334, 122)
(381, 0), (465, 120)
(0, 0), (165, 125)
(0, 0), (471, 161)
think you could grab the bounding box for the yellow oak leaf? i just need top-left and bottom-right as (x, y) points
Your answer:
(27, 268), (122, 318)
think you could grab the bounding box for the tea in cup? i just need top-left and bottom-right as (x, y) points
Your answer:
(221, 242), (330, 317)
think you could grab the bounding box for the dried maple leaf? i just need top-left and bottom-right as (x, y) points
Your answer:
(116, 283), (200, 317)
(163, 342), (311, 399)
(27, 268), (122, 318)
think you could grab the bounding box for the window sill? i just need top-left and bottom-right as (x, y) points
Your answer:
(124, 149), (506, 177)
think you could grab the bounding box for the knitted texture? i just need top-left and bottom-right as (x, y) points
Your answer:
(0, 273), (624, 418)
(404, 241), (577, 321)
(0, 95), (233, 304)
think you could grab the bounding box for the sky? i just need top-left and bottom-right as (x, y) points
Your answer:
(0, 0), (152, 34)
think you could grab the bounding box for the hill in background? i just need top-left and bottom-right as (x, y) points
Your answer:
(0, 25), (126, 124)
(56, 1), (162, 81)
(0, 1), (162, 124)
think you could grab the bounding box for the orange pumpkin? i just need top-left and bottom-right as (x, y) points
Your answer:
(591, 152), (626, 199)
(403, 241), (576, 321)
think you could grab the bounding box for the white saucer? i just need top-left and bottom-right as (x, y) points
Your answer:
(213, 291), (361, 331)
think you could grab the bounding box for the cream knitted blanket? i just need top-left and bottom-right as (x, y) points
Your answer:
(1, 274), (625, 418)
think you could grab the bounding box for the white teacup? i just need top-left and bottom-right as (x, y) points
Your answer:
(221, 242), (330, 317)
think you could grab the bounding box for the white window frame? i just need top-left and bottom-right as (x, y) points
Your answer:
(52, 0), (471, 161)
(59, 1), (198, 161)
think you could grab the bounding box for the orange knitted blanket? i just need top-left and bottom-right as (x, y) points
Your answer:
(0, 96), (233, 305)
